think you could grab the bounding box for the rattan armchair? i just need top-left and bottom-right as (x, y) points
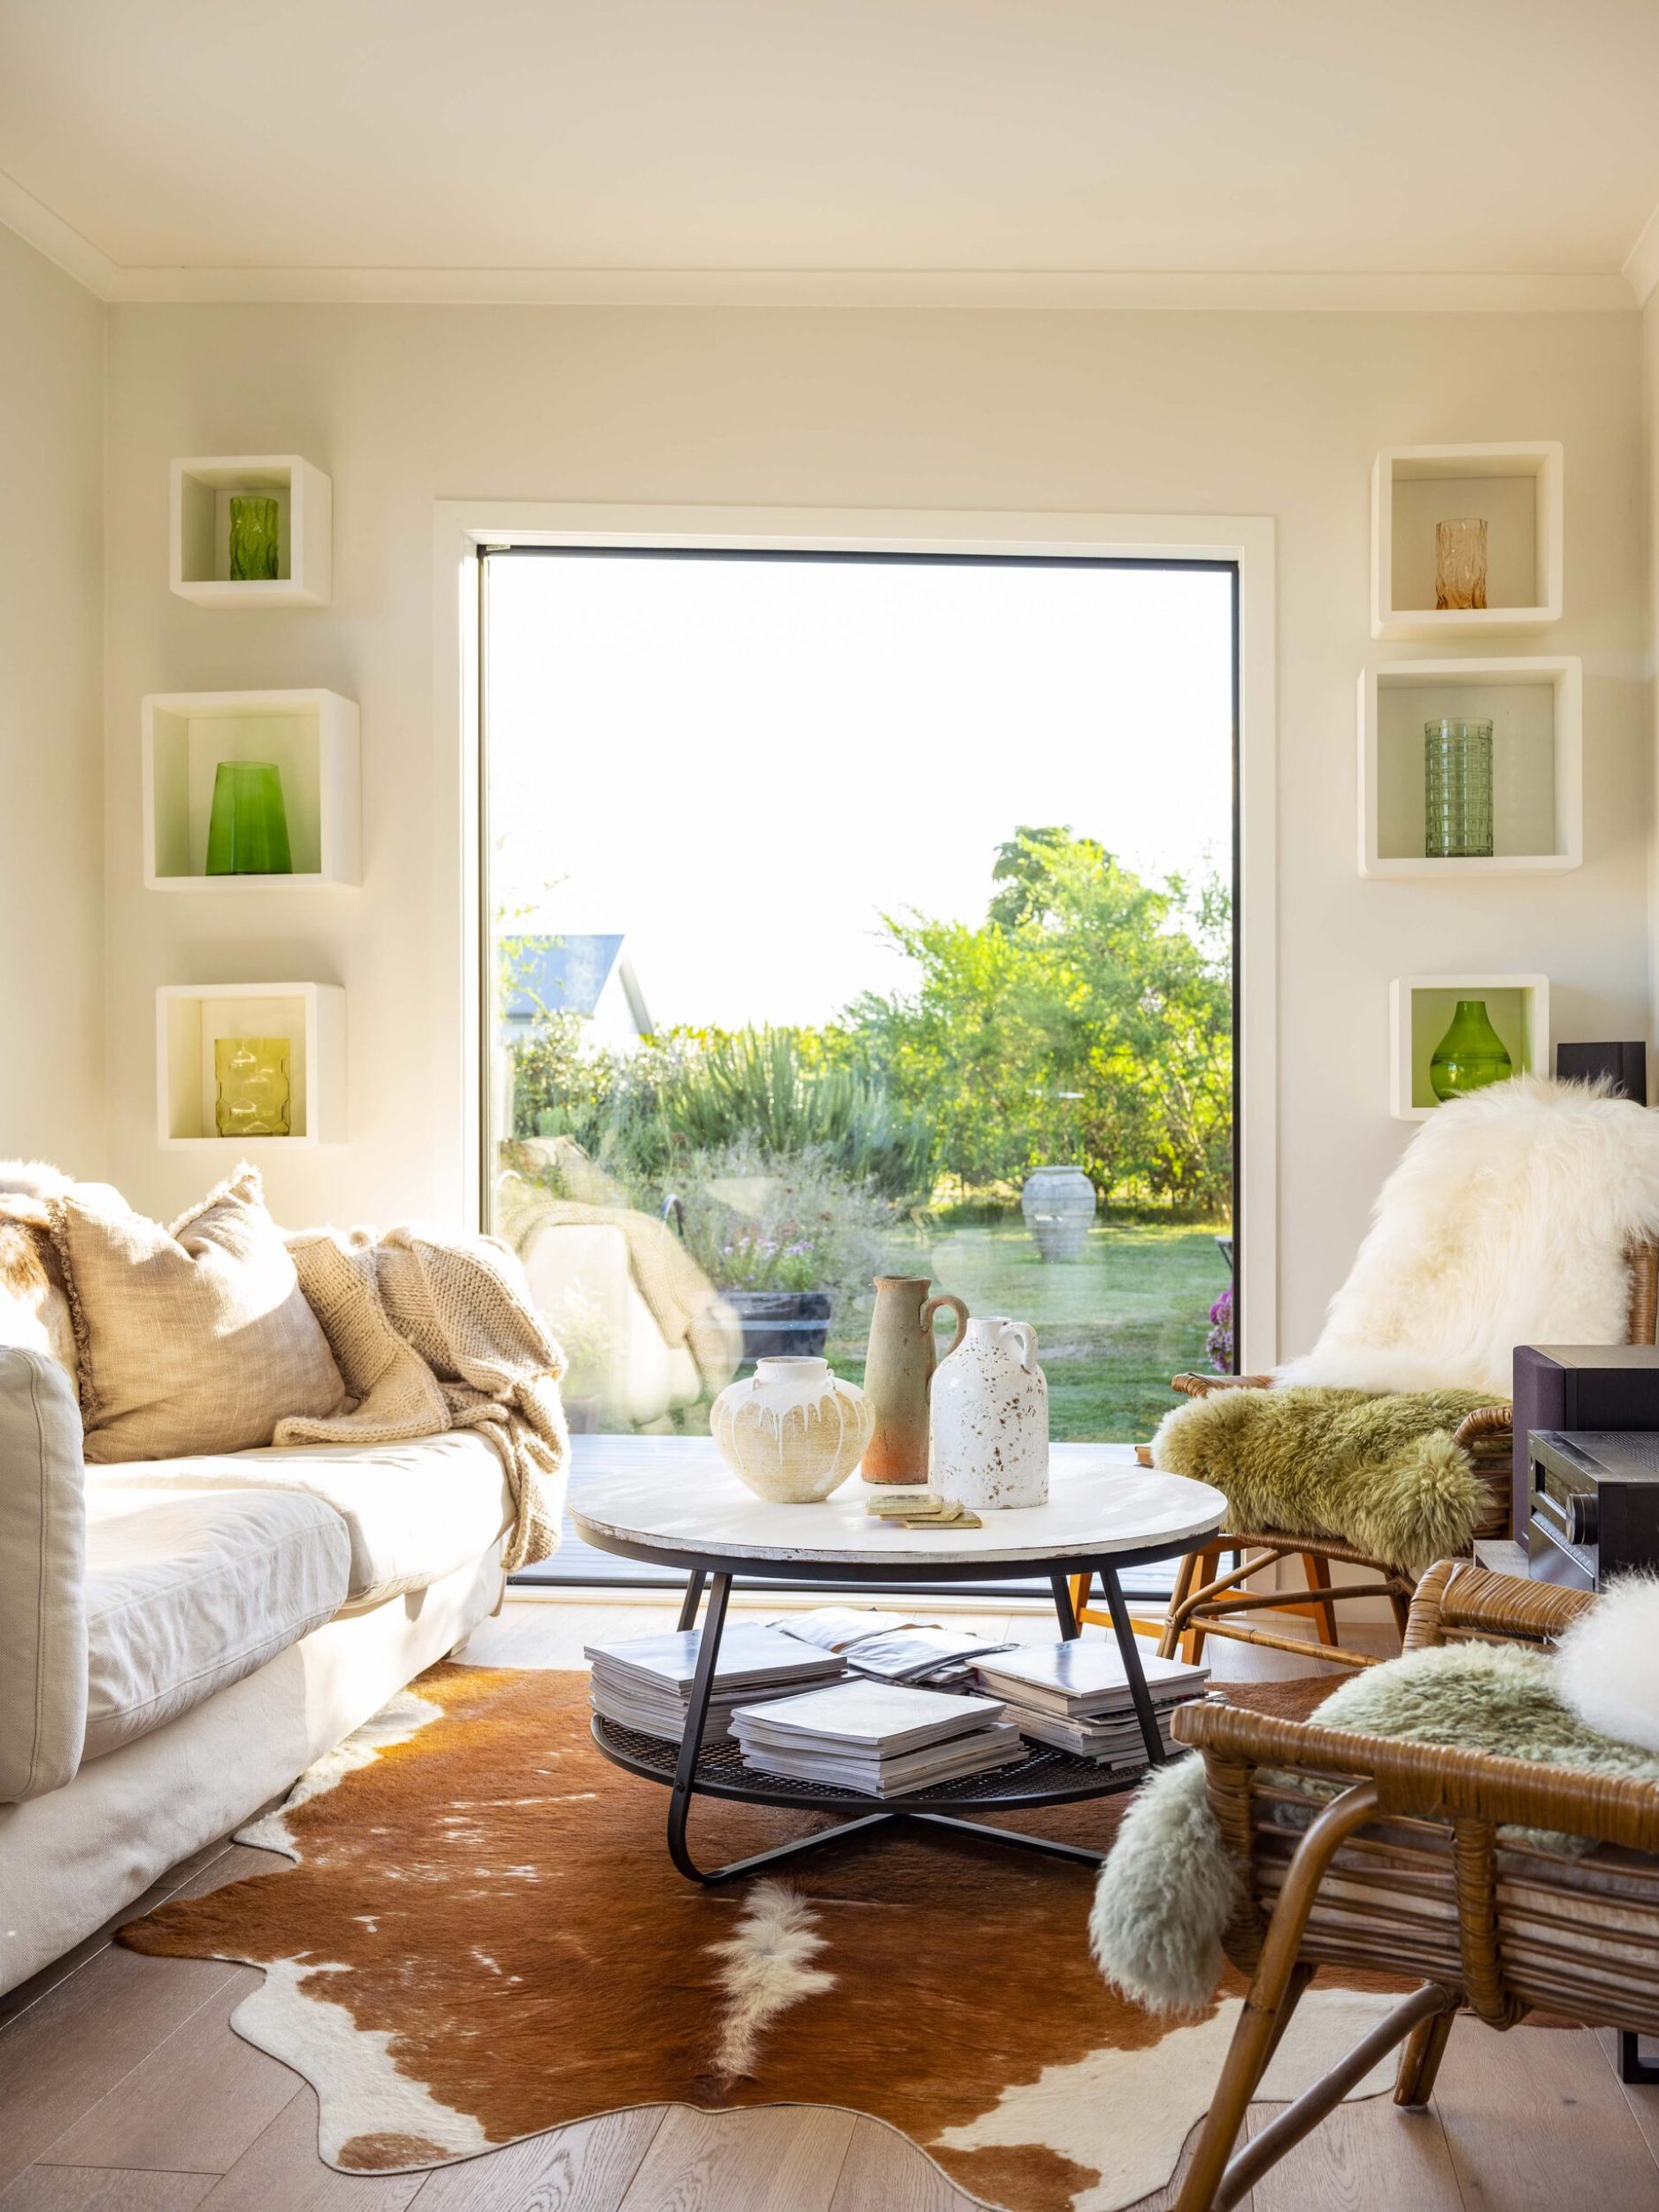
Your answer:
(1091, 1241), (1659, 1671)
(1164, 1559), (1659, 2212)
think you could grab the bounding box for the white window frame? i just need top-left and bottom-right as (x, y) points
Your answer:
(434, 502), (1278, 1370)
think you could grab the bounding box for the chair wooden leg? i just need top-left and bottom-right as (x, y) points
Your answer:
(1394, 2001), (1457, 2108)
(1173, 1781), (1382, 2212)
(1069, 1571), (1093, 1630)
(1302, 1553), (1339, 1647)
(1156, 1548), (1203, 1660)
(1388, 1588), (1414, 1640)
(1187, 1548), (1222, 1663)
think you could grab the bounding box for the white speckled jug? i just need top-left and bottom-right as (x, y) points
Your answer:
(929, 1316), (1049, 1509)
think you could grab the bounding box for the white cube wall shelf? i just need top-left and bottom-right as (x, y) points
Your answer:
(142, 689), (361, 890)
(170, 456), (333, 607)
(1371, 442), (1563, 641)
(1389, 975), (1549, 1122)
(1358, 657), (1581, 878)
(157, 982), (345, 1148)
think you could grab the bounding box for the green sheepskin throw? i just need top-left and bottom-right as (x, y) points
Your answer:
(1090, 1640), (1659, 2018)
(1151, 1386), (1501, 1572)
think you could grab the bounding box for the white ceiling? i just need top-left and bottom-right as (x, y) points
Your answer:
(4, 0), (1659, 305)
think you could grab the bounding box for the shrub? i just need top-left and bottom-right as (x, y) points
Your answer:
(661, 1028), (933, 1202)
(675, 1141), (897, 1314)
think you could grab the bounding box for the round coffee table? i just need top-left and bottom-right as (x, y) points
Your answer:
(571, 1443), (1226, 1883)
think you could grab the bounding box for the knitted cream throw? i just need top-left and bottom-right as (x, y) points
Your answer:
(275, 1225), (567, 1571)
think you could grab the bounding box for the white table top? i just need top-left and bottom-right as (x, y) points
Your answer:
(567, 1437), (1225, 1569)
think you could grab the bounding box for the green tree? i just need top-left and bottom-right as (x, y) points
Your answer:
(850, 829), (1232, 1212)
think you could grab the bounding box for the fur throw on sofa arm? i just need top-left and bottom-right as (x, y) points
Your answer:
(1275, 1076), (1659, 1399)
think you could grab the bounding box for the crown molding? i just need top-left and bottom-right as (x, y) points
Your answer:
(101, 263), (1637, 311)
(0, 172), (1642, 313)
(0, 166), (116, 298)
(1623, 197), (1659, 307)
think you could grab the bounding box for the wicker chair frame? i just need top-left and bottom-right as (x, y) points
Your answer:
(1074, 1242), (1659, 1671)
(1164, 1561), (1659, 2212)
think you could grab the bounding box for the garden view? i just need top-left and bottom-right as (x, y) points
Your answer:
(497, 823), (1233, 1440)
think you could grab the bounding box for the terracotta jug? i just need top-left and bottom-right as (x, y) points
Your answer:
(861, 1275), (969, 1486)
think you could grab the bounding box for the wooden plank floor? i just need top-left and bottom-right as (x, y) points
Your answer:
(3, 1597), (1657, 2212)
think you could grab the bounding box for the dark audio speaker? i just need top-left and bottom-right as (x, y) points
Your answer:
(1555, 1041), (1647, 1104)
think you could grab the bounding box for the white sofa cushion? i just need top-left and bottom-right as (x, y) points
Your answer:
(82, 1478), (351, 1759)
(0, 1350), (86, 1801)
(100, 1430), (514, 1607)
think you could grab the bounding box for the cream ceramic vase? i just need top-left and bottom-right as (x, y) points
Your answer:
(710, 1356), (875, 1504)
(929, 1317), (1049, 1509)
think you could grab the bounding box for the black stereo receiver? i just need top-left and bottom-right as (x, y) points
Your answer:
(1526, 1431), (1659, 1593)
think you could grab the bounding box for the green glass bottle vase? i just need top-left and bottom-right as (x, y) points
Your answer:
(1429, 998), (1513, 1102)
(227, 494), (280, 580)
(204, 761), (292, 875)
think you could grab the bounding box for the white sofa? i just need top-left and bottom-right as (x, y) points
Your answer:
(0, 1345), (513, 1996)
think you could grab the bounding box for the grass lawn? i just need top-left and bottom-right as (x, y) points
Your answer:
(634, 1209), (1229, 1444)
(821, 1213), (1231, 1444)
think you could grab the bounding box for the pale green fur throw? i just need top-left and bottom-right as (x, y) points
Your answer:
(1091, 1640), (1659, 2017)
(1151, 1386), (1499, 1573)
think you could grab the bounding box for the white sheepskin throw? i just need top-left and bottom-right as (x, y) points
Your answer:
(1555, 1578), (1659, 1754)
(1277, 1076), (1659, 1399)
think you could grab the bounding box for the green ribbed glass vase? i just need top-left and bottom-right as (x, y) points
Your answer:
(1429, 998), (1512, 1102)
(204, 761), (292, 875)
(1425, 718), (1494, 858)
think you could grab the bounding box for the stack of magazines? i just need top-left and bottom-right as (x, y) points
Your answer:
(730, 1679), (1025, 1798)
(584, 1624), (848, 1745)
(768, 1605), (1018, 1692)
(972, 1642), (1210, 1765)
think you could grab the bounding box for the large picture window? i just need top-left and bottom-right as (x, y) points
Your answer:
(480, 547), (1239, 1579)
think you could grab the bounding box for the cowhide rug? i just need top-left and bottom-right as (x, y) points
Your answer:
(119, 1664), (1409, 2212)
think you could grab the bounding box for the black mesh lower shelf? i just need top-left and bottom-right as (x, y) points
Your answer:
(590, 1711), (1153, 1812)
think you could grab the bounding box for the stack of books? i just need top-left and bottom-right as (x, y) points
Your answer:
(972, 1642), (1210, 1766)
(769, 1605), (1018, 1692)
(584, 1624), (848, 1745)
(730, 1679), (1025, 1797)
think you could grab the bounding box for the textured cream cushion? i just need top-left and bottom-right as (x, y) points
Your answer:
(104, 1431), (514, 1606)
(81, 1475), (351, 1758)
(0, 1350), (87, 1802)
(50, 1167), (346, 1465)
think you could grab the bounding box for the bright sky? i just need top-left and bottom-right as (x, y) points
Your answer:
(488, 554), (1233, 1031)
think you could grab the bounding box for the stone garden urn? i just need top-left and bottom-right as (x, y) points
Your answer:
(1020, 1165), (1096, 1262)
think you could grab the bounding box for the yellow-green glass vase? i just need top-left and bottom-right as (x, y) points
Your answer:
(1429, 999), (1512, 1103)
(215, 1038), (292, 1137)
(205, 761), (291, 876)
(227, 494), (280, 580)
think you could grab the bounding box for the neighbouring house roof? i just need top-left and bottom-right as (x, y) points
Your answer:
(499, 933), (653, 1033)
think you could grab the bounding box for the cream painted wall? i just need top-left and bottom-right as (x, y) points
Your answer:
(1, 227), (105, 1170)
(102, 305), (1650, 1356)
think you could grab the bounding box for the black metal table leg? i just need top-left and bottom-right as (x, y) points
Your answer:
(676, 1570), (706, 1632)
(1051, 1572), (1080, 1639)
(1098, 1562), (1170, 1767)
(664, 1566), (900, 1882)
(1620, 2030), (1659, 2085)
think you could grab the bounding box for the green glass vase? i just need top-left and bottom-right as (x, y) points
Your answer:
(227, 495), (280, 580)
(204, 761), (292, 875)
(1425, 718), (1494, 858)
(1429, 998), (1513, 1102)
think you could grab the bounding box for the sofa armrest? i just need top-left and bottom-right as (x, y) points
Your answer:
(0, 1349), (86, 1800)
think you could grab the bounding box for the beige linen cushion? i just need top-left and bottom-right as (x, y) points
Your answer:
(49, 1166), (347, 1464)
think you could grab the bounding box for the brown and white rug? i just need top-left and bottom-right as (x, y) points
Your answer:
(119, 1664), (1409, 2212)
